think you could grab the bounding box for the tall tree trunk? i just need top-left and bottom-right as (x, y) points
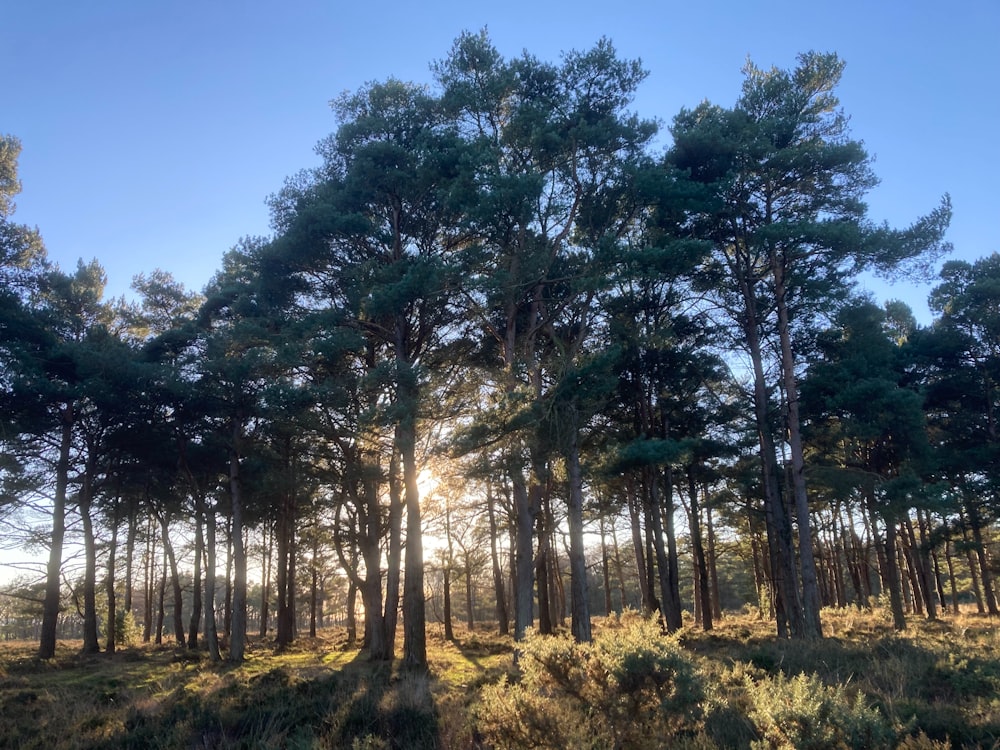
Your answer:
(706, 503), (722, 621)
(224, 515), (233, 638)
(868, 494), (906, 630)
(188, 498), (204, 649)
(400, 409), (426, 667)
(743, 290), (801, 638)
(204, 502), (221, 661)
(772, 256), (822, 638)
(627, 477), (652, 614)
(511, 467), (535, 640)
(159, 513), (186, 646)
(106, 506), (118, 654)
(39, 406), (72, 659)
(383, 445), (403, 655)
(967, 503), (999, 615)
(80, 477), (100, 655)
(229, 421), (248, 663)
(260, 522), (272, 639)
(309, 525), (319, 639)
(443, 498), (455, 641)
(486, 484), (509, 635)
(565, 414), (591, 642)
(686, 466), (712, 631)
(155, 540), (167, 644)
(535, 494), (552, 636)
(124, 498), (136, 622)
(464, 554), (475, 631)
(600, 515), (613, 617)
(143, 512), (154, 643)
(648, 466), (682, 632)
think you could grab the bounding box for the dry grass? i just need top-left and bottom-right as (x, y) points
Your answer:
(1, 610), (998, 749)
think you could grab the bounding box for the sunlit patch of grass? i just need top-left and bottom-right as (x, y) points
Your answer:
(4, 614), (1000, 749)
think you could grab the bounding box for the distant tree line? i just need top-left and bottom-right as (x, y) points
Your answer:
(3, 31), (993, 666)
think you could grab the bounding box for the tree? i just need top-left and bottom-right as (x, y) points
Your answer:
(669, 52), (950, 638)
(917, 254), (1000, 614)
(436, 30), (658, 642)
(801, 300), (934, 629)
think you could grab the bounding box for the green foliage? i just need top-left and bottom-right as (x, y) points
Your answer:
(476, 615), (703, 749)
(115, 610), (140, 647)
(744, 671), (894, 749)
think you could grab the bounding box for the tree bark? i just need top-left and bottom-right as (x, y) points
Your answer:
(565, 413), (591, 642)
(229, 421), (248, 662)
(772, 255), (822, 638)
(486, 483), (509, 635)
(204, 502), (221, 661)
(39, 406), (72, 659)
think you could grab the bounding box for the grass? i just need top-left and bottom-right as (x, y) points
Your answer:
(1, 609), (999, 749)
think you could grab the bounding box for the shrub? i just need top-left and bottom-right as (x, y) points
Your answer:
(115, 610), (140, 647)
(476, 616), (703, 749)
(744, 671), (894, 750)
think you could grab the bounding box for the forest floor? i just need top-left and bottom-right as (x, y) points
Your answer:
(1, 607), (999, 749)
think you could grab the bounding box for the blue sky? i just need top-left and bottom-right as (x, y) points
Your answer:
(4, 0), (997, 322)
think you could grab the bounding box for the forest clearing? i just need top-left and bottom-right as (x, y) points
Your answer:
(2, 608), (999, 749)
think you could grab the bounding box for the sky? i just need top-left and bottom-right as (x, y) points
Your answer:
(3, 0), (998, 321)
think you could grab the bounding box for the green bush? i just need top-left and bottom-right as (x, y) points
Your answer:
(476, 615), (703, 749)
(114, 610), (140, 647)
(744, 671), (894, 750)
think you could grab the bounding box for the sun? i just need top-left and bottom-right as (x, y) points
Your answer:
(417, 467), (439, 499)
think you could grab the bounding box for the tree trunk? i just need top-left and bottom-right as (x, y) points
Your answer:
(400, 414), (426, 667)
(511, 467), (535, 640)
(39, 406), (72, 659)
(309, 526), (319, 639)
(188, 498), (204, 649)
(627, 477), (652, 614)
(124, 498), (136, 622)
(869, 496), (906, 630)
(80, 478), (100, 655)
(486, 484), (509, 635)
(706, 503), (722, 621)
(967, 503), (999, 615)
(464, 555), (475, 631)
(143, 513), (154, 643)
(600, 516), (613, 617)
(155, 540), (167, 644)
(205, 502), (221, 661)
(260, 521), (272, 639)
(686, 466), (712, 631)
(535, 495), (552, 636)
(743, 290), (802, 638)
(772, 256), (822, 638)
(229, 422), (248, 663)
(159, 513), (186, 646)
(106, 507), (118, 654)
(565, 414), (591, 642)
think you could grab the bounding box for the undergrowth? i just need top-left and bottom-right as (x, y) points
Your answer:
(1, 607), (998, 749)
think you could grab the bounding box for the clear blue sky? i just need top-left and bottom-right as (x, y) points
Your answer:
(5, 0), (997, 322)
